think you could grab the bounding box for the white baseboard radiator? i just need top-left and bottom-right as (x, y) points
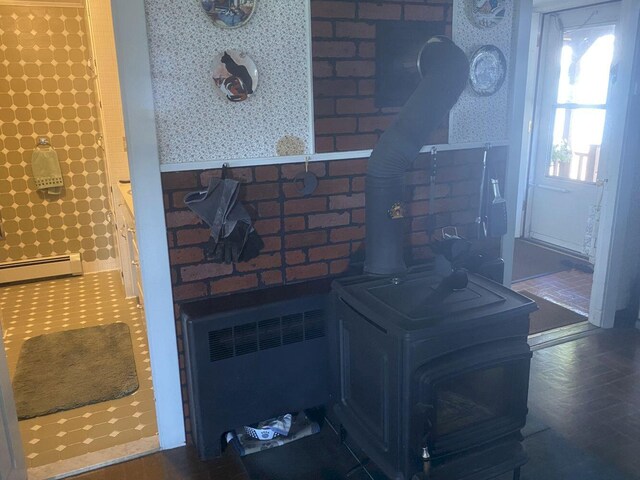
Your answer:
(0, 254), (83, 285)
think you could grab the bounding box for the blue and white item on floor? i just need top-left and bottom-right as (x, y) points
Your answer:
(226, 413), (320, 456)
(243, 413), (292, 440)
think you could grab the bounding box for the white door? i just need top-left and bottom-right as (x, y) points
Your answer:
(526, 3), (619, 257)
(0, 311), (26, 480)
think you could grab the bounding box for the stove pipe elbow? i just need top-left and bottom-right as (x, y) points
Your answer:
(364, 37), (469, 275)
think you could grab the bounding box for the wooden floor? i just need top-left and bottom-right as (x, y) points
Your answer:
(72, 328), (640, 480)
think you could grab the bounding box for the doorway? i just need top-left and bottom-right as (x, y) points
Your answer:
(0, 0), (159, 477)
(513, 2), (620, 333)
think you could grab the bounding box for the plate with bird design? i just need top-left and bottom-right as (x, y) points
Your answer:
(213, 50), (258, 102)
(201, 0), (257, 29)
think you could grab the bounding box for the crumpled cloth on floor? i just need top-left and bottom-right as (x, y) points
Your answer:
(184, 178), (263, 264)
(32, 145), (63, 195)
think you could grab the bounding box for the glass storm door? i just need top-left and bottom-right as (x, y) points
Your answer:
(526, 3), (619, 257)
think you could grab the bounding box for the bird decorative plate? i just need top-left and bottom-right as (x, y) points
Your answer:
(212, 50), (258, 102)
(200, 0), (257, 29)
(467, 0), (507, 29)
(468, 45), (506, 96)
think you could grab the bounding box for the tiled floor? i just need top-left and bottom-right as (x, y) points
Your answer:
(512, 269), (593, 317)
(0, 271), (158, 469)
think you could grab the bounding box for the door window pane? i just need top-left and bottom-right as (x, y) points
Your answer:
(549, 108), (605, 182)
(557, 25), (615, 105)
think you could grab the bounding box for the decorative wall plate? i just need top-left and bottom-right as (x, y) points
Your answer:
(467, 0), (507, 29)
(201, 0), (257, 29)
(469, 45), (506, 96)
(213, 50), (258, 102)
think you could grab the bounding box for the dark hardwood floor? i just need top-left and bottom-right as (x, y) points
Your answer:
(71, 329), (640, 480)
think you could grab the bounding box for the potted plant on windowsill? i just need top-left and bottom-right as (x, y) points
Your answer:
(551, 139), (572, 177)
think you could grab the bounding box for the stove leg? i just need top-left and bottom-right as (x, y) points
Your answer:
(513, 467), (521, 480)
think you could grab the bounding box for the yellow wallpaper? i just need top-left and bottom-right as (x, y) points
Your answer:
(0, 6), (114, 265)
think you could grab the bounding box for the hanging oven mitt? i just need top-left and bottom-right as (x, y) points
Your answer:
(32, 145), (64, 195)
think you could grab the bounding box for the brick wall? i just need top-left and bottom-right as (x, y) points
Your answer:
(311, 0), (454, 152)
(162, 146), (506, 439)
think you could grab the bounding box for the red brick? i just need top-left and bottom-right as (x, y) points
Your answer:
(409, 231), (429, 246)
(404, 5), (445, 21)
(412, 183), (451, 201)
(312, 20), (333, 37)
(314, 98), (335, 115)
(315, 136), (335, 153)
(359, 115), (394, 132)
(437, 166), (472, 183)
(162, 171), (199, 190)
(285, 216), (306, 232)
(261, 270), (283, 286)
(286, 250), (307, 266)
(452, 180), (480, 196)
(314, 40), (357, 58)
(314, 178), (350, 195)
(328, 159), (368, 176)
(336, 60), (375, 77)
(330, 225), (365, 242)
(309, 243), (350, 262)
(167, 232), (176, 248)
(312, 1), (356, 19)
(210, 274), (259, 295)
(359, 3), (401, 20)
(262, 236), (282, 252)
(359, 79), (376, 96)
(431, 196), (469, 214)
(285, 231), (328, 249)
(315, 117), (357, 135)
(241, 183), (280, 201)
(170, 247), (204, 266)
(329, 193), (365, 210)
(172, 282), (208, 302)
(313, 79), (357, 96)
(281, 162), (326, 180)
(336, 134), (378, 151)
(358, 42), (376, 59)
(236, 253), (282, 272)
(336, 97), (377, 114)
(286, 263), (329, 282)
(181, 262), (233, 282)
(254, 165), (279, 182)
(257, 201), (281, 218)
(163, 193), (170, 209)
(406, 169), (429, 185)
(313, 60), (334, 78)
(334, 22), (376, 39)
(201, 167), (252, 185)
(308, 212), (350, 229)
(254, 218), (281, 235)
(166, 210), (200, 228)
(170, 190), (195, 210)
(284, 197), (327, 215)
(330, 259), (351, 275)
(452, 210), (477, 225)
(352, 208), (365, 224)
(408, 201), (429, 216)
(352, 176), (365, 192)
(176, 228), (210, 246)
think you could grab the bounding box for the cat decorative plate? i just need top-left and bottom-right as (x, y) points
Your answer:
(469, 45), (506, 96)
(201, 0), (257, 29)
(467, 0), (508, 29)
(213, 50), (258, 102)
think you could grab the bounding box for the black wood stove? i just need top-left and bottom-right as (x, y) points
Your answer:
(329, 268), (536, 480)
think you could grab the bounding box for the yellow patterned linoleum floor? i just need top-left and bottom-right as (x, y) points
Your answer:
(0, 271), (158, 469)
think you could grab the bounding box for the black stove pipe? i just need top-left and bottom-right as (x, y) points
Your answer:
(364, 37), (470, 275)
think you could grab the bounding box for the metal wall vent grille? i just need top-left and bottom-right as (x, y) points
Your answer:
(208, 309), (326, 362)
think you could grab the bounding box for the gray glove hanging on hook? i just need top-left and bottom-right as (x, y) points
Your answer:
(184, 177), (262, 264)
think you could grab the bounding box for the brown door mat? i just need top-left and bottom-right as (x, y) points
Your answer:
(512, 239), (591, 282)
(518, 291), (587, 335)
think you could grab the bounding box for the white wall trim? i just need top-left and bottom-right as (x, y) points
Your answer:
(305, 0), (316, 156)
(159, 141), (510, 172)
(590, 0), (640, 327)
(110, 0), (185, 449)
(502, 0), (534, 286)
